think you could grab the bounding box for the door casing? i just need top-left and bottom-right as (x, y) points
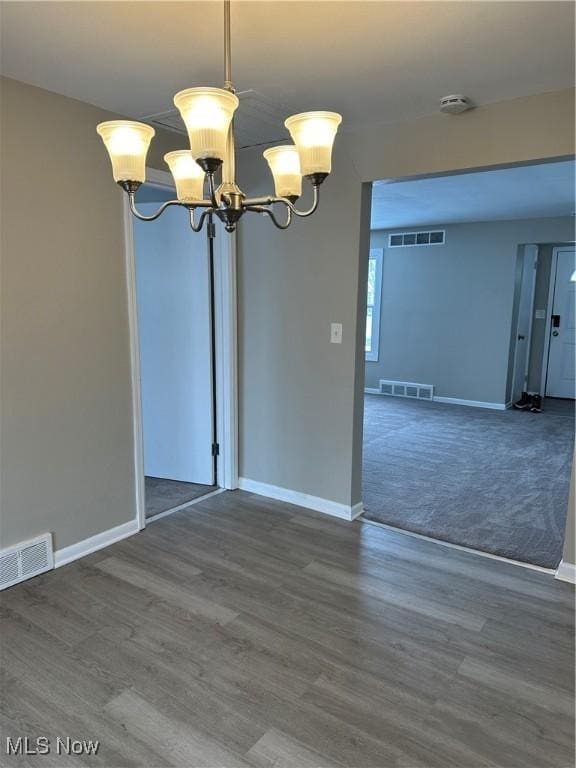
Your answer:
(123, 167), (239, 530)
(542, 246), (576, 398)
(511, 244), (538, 403)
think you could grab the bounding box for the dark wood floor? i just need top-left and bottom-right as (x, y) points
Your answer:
(145, 476), (216, 518)
(1, 490), (574, 767)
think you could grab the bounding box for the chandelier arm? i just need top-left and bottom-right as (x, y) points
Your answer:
(189, 208), (213, 232)
(127, 193), (214, 222)
(244, 184), (320, 218)
(128, 193), (184, 221)
(245, 204), (293, 230)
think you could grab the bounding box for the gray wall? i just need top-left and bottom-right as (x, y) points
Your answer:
(1, 73), (574, 560)
(0, 76), (178, 550)
(237, 87), (575, 508)
(236, 149), (368, 507)
(365, 219), (574, 404)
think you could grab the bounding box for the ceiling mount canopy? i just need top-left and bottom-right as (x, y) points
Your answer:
(96, 0), (342, 234)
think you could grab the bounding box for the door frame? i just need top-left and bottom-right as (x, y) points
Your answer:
(123, 167), (239, 530)
(541, 245), (576, 397)
(511, 244), (538, 402)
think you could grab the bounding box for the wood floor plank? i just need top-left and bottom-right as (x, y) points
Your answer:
(303, 559), (486, 631)
(104, 689), (254, 767)
(1, 490), (573, 768)
(246, 728), (344, 768)
(94, 556), (238, 625)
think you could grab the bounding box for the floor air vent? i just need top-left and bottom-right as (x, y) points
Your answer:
(379, 380), (434, 401)
(0, 533), (53, 590)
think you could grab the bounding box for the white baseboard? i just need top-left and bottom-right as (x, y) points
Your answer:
(365, 389), (508, 410)
(238, 478), (362, 522)
(54, 519), (140, 568)
(555, 559), (576, 584)
(349, 502), (364, 520)
(433, 396), (508, 410)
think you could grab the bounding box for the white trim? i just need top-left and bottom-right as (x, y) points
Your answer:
(123, 169), (239, 529)
(433, 396), (508, 410)
(542, 246), (576, 398)
(365, 248), (383, 362)
(146, 487), (225, 523)
(511, 244), (538, 402)
(366, 390), (509, 410)
(361, 518), (556, 574)
(214, 225), (239, 489)
(123, 197), (146, 531)
(541, 247), (560, 396)
(238, 478), (362, 521)
(555, 559), (576, 584)
(350, 502), (365, 520)
(523, 245), (538, 387)
(54, 519), (139, 569)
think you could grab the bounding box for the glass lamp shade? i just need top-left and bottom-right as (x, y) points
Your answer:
(164, 150), (205, 201)
(284, 111), (342, 176)
(96, 120), (155, 182)
(263, 145), (302, 200)
(173, 87), (239, 162)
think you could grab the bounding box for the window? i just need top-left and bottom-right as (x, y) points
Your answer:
(365, 248), (383, 362)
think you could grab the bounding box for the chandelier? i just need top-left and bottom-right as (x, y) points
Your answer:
(96, 0), (342, 234)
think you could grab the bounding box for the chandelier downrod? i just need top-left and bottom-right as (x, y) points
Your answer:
(223, 0), (233, 92)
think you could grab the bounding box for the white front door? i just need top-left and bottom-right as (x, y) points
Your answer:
(134, 202), (214, 485)
(546, 247), (576, 399)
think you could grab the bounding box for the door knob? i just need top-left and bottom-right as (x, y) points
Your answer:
(552, 330), (559, 337)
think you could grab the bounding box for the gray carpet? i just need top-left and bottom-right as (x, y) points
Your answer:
(145, 476), (216, 518)
(362, 395), (574, 568)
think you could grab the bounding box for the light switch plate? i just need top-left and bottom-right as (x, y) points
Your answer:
(534, 309), (546, 320)
(330, 322), (343, 344)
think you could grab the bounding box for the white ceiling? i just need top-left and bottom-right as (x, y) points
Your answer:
(0, 1), (574, 134)
(370, 160), (576, 230)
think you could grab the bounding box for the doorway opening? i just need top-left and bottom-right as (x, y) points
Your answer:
(125, 169), (238, 526)
(360, 159), (575, 569)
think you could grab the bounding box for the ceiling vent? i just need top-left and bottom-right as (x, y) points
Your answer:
(440, 95), (473, 115)
(0, 533), (53, 590)
(389, 230), (445, 247)
(145, 90), (290, 149)
(379, 380), (434, 401)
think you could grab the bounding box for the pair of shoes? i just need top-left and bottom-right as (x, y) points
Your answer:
(530, 395), (542, 413)
(513, 392), (532, 410)
(514, 392), (543, 412)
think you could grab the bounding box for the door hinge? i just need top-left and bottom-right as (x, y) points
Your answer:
(211, 442), (220, 457)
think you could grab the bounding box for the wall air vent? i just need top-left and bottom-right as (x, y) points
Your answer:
(0, 533), (53, 590)
(389, 231), (445, 247)
(379, 380), (434, 401)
